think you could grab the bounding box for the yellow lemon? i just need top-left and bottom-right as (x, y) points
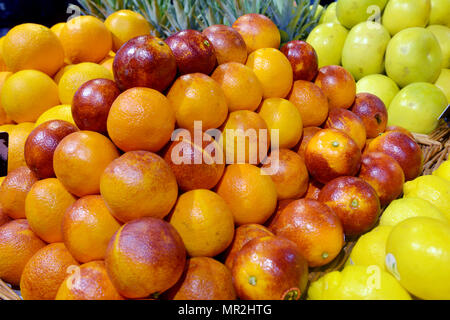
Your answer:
(0, 124), (14, 133)
(403, 175), (450, 220)
(58, 62), (113, 105)
(1, 70), (60, 123)
(433, 160), (450, 182)
(308, 265), (411, 300)
(386, 217), (450, 300)
(0, 71), (13, 125)
(50, 23), (66, 39)
(347, 226), (393, 271)
(35, 105), (76, 128)
(380, 197), (448, 226)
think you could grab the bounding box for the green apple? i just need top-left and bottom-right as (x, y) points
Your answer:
(342, 22), (391, 81)
(435, 69), (450, 104)
(427, 25), (450, 69)
(356, 74), (400, 108)
(306, 22), (349, 68)
(385, 27), (442, 88)
(336, 0), (388, 29)
(382, 0), (431, 36)
(320, 2), (339, 24)
(430, 0), (450, 27)
(388, 83), (448, 134)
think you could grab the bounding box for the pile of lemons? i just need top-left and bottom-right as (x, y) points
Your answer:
(308, 158), (450, 300)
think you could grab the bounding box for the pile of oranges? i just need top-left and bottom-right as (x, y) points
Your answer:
(0, 10), (424, 300)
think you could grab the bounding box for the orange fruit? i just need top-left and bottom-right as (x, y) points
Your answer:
(0, 71), (13, 125)
(385, 125), (414, 140)
(0, 37), (8, 72)
(288, 80), (329, 127)
(163, 131), (225, 191)
(55, 261), (123, 300)
(305, 179), (324, 201)
(224, 224), (274, 270)
(351, 93), (388, 139)
(216, 164), (277, 225)
(270, 199), (345, 267)
(25, 178), (77, 243)
(202, 25), (248, 65)
(305, 128), (362, 184)
(167, 73), (228, 132)
(0, 220), (46, 286)
(2, 23), (64, 76)
(60, 15), (112, 64)
(246, 48), (293, 99)
(50, 23), (65, 38)
(232, 14), (281, 53)
(258, 98), (303, 149)
(232, 236), (309, 300)
(265, 199), (296, 229)
(315, 65), (356, 109)
(53, 131), (119, 197)
(107, 87), (175, 153)
(0, 166), (38, 219)
(169, 189), (235, 257)
(58, 62), (113, 105)
(1, 70), (60, 123)
(20, 243), (79, 300)
(0, 204), (11, 227)
(220, 110), (270, 165)
(296, 126), (322, 159)
(101, 57), (114, 74)
(211, 62), (263, 112)
(53, 64), (73, 84)
(165, 257), (236, 300)
(105, 218), (186, 299)
(318, 177), (381, 236)
(100, 151), (178, 223)
(62, 195), (121, 263)
(104, 10), (153, 52)
(262, 149), (309, 200)
(324, 108), (367, 150)
(6, 123), (35, 173)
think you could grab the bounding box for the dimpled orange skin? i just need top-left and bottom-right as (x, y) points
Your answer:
(62, 195), (121, 263)
(232, 236), (309, 300)
(305, 129), (362, 184)
(113, 35), (177, 92)
(296, 127), (322, 159)
(0, 220), (46, 286)
(325, 108), (367, 150)
(262, 149), (309, 200)
(100, 151), (178, 223)
(232, 14), (281, 54)
(265, 199), (296, 230)
(168, 189), (235, 258)
(220, 110), (270, 165)
(270, 199), (345, 267)
(165, 30), (217, 76)
(385, 125), (414, 140)
(366, 131), (423, 181)
(224, 224), (274, 270)
(351, 93), (388, 138)
(203, 25), (248, 65)
(318, 177), (381, 236)
(105, 218), (186, 299)
(164, 257), (237, 300)
(0, 205), (11, 227)
(167, 73), (228, 132)
(20, 243), (79, 300)
(163, 132), (225, 191)
(53, 131), (119, 197)
(304, 179), (324, 201)
(211, 62), (263, 112)
(55, 261), (123, 300)
(281, 40), (318, 82)
(315, 65), (356, 110)
(359, 152), (405, 208)
(288, 81), (329, 127)
(216, 164), (277, 226)
(0, 166), (38, 219)
(107, 87), (176, 153)
(24, 120), (79, 179)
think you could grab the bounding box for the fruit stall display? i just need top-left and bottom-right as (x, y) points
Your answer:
(0, 0), (449, 301)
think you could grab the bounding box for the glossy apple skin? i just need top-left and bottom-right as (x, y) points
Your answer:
(281, 40), (318, 82)
(351, 93), (388, 138)
(203, 25), (247, 65)
(24, 120), (79, 179)
(72, 79), (120, 134)
(113, 35), (177, 92)
(165, 30), (217, 75)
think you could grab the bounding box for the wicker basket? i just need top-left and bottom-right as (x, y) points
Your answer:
(1, 123), (449, 301)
